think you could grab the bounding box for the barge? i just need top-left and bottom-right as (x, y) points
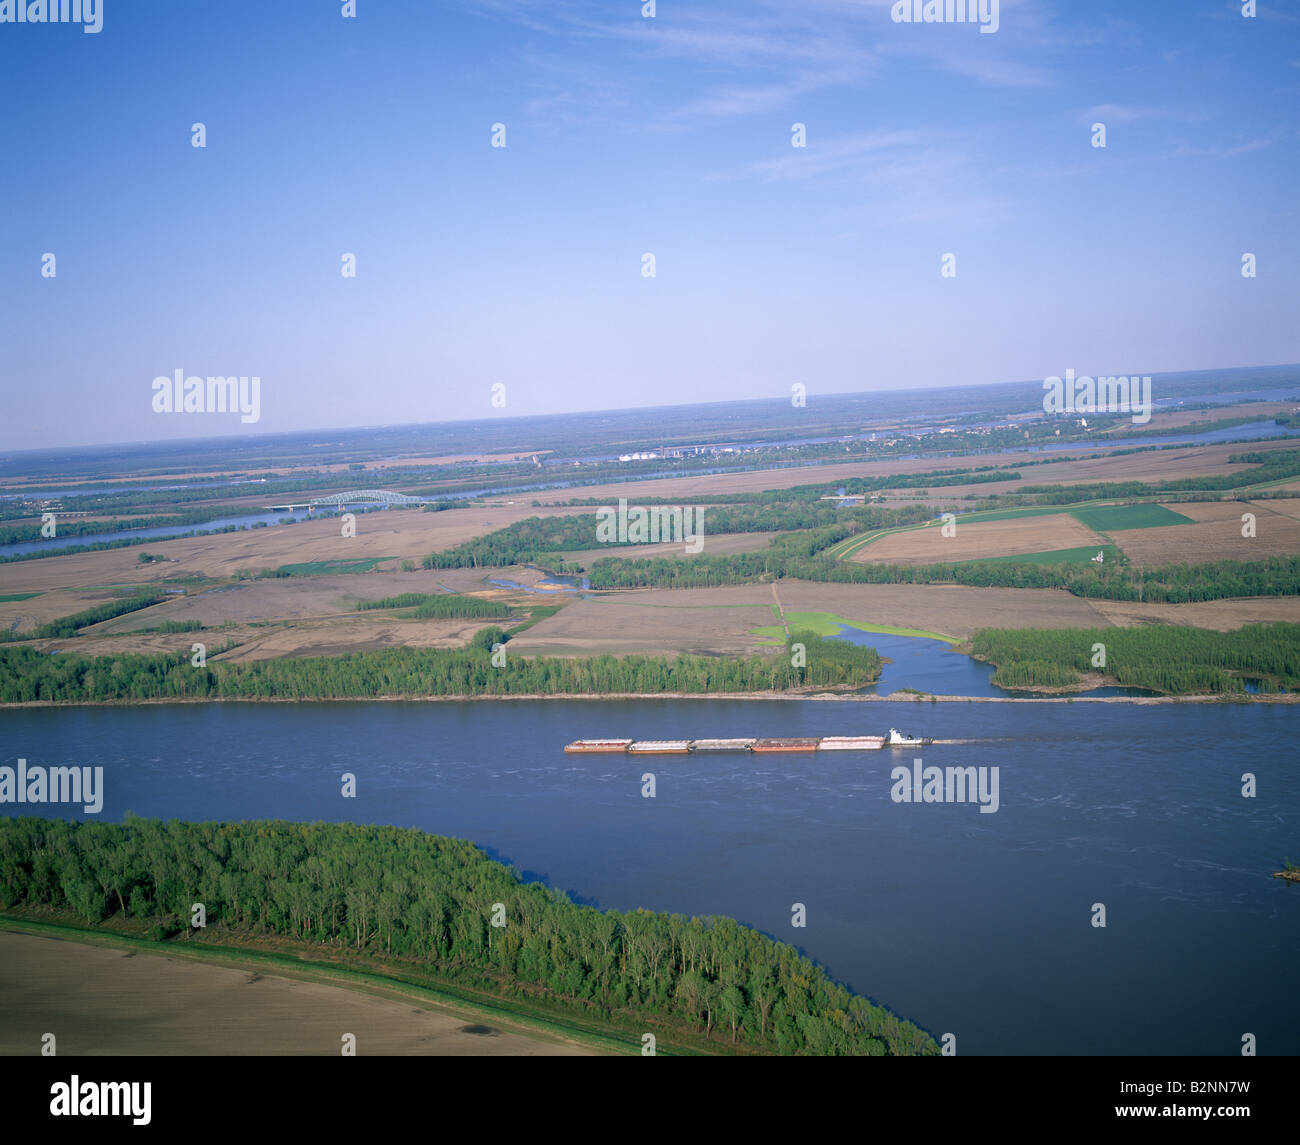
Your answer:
(564, 739), (635, 754)
(751, 737), (821, 753)
(565, 732), (934, 754)
(690, 738), (757, 753)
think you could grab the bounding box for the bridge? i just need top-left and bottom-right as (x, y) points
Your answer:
(265, 489), (434, 511)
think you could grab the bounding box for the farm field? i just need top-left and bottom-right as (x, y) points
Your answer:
(960, 544), (1120, 566)
(0, 930), (593, 1056)
(850, 513), (1103, 565)
(1089, 595), (1300, 630)
(1110, 402), (1293, 430)
(0, 504), (593, 593)
(28, 616), (498, 663)
(0, 587), (154, 634)
(563, 531), (774, 564)
(1068, 504), (1194, 531)
(506, 585), (777, 657)
(5, 434), (1299, 663)
(507, 581), (1122, 655)
(869, 439), (1300, 503)
(1114, 499), (1300, 563)
(206, 616), (500, 663)
(5, 567), (548, 657)
(93, 570), (518, 630)
(518, 439), (1299, 510)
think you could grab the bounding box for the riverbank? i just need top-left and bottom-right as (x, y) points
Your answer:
(2, 689), (1296, 709)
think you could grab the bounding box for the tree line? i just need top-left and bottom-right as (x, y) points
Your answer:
(0, 631), (879, 704)
(0, 507), (251, 546)
(423, 504), (936, 569)
(551, 466), (1020, 507)
(0, 592), (164, 643)
(970, 623), (1300, 693)
(1001, 449), (1300, 505)
(584, 550), (1300, 603)
(356, 591), (511, 619)
(0, 816), (935, 1055)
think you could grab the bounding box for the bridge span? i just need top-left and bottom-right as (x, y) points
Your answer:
(265, 489), (434, 511)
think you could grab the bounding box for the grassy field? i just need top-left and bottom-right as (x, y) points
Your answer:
(268, 557), (398, 576)
(506, 604), (567, 635)
(751, 610), (956, 643)
(1069, 504), (1194, 531)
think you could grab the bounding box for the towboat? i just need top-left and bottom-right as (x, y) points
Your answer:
(885, 728), (932, 747)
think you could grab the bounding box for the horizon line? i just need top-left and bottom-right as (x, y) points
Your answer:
(6, 359), (1296, 460)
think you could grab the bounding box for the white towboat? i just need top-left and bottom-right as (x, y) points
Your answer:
(885, 728), (932, 747)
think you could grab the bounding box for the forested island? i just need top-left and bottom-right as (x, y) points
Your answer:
(0, 631), (880, 704)
(969, 623), (1300, 693)
(0, 817), (937, 1056)
(2, 621), (1297, 703)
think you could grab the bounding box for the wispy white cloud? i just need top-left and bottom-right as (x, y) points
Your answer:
(456, 0), (1075, 130)
(709, 129), (925, 184)
(709, 127), (1017, 228)
(1084, 104), (1150, 124)
(1167, 137), (1274, 160)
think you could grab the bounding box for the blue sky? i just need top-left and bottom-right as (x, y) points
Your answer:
(1, 0), (1297, 449)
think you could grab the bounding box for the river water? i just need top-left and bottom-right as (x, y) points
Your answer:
(1, 698), (1295, 1055)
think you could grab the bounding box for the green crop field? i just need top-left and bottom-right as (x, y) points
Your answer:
(944, 507), (1080, 525)
(1070, 504), (1193, 531)
(751, 611), (955, 643)
(0, 592), (42, 602)
(263, 557), (396, 577)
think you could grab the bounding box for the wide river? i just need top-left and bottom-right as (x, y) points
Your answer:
(2, 699), (1296, 1055)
